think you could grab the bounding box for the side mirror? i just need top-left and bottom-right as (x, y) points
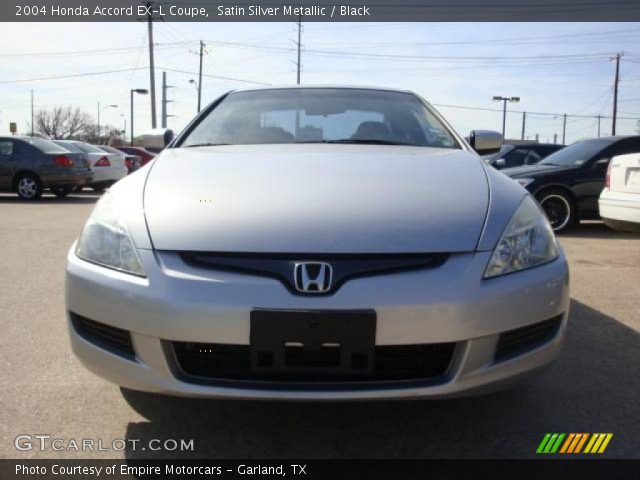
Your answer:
(142, 128), (174, 153)
(495, 158), (506, 168)
(468, 130), (503, 155)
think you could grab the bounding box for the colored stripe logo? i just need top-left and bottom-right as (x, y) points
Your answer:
(537, 433), (613, 454)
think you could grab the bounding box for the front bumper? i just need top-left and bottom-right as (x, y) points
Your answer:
(90, 166), (128, 185)
(42, 170), (93, 188)
(65, 246), (570, 400)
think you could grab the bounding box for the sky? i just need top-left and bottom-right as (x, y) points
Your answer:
(1, 21), (640, 144)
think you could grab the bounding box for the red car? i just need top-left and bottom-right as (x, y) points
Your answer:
(116, 146), (156, 166)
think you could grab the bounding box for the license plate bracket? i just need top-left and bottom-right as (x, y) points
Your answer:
(250, 309), (376, 377)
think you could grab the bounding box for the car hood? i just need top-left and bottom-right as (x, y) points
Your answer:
(502, 163), (573, 177)
(143, 144), (489, 253)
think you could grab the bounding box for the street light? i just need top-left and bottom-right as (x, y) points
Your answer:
(189, 79), (200, 113)
(130, 88), (149, 146)
(493, 96), (520, 141)
(97, 102), (118, 142)
(120, 114), (127, 143)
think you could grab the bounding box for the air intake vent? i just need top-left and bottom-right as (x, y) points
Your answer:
(495, 315), (563, 361)
(171, 341), (456, 389)
(70, 312), (135, 359)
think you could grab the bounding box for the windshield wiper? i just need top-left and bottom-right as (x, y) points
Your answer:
(298, 139), (419, 146)
(183, 142), (230, 148)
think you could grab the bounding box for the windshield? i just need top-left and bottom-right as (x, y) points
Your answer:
(540, 138), (614, 167)
(52, 141), (83, 153)
(180, 88), (460, 149)
(24, 138), (69, 154)
(71, 142), (107, 154)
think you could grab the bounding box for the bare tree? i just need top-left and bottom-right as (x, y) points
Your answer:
(32, 106), (94, 139)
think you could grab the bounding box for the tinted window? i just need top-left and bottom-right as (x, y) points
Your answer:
(540, 139), (615, 167)
(503, 148), (529, 167)
(181, 89), (460, 148)
(22, 138), (69, 154)
(71, 142), (106, 154)
(52, 141), (83, 153)
(0, 141), (13, 155)
(483, 145), (513, 162)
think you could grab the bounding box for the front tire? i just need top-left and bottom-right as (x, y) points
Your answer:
(15, 173), (43, 200)
(536, 188), (576, 232)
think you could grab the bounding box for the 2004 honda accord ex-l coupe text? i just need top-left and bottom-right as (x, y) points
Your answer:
(65, 86), (569, 400)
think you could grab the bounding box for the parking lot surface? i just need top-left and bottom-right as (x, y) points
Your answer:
(1, 193), (638, 459)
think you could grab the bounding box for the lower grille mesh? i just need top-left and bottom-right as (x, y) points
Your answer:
(495, 315), (563, 361)
(70, 312), (135, 359)
(172, 341), (456, 387)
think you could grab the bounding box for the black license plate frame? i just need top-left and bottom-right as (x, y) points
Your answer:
(250, 309), (376, 377)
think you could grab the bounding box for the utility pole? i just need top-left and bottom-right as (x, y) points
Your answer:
(146, 2), (157, 128)
(161, 71), (174, 128)
(611, 52), (622, 136)
(30, 90), (34, 136)
(197, 41), (205, 112)
(562, 113), (567, 144)
(493, 96), (520, 142)
(296, 15), (302, 84)
(553, 133), (558, 144)
(597, 115), (602, 137)
(521, 111), (526, 140)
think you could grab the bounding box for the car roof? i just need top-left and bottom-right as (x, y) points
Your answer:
(229, 84), (414, 94)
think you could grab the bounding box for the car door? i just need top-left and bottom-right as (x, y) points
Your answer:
(577, 138), (640, 217)
(0, 139), (17, 189)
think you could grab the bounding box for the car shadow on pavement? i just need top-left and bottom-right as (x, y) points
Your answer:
(0, 193), (101, 204)
(560, 221), (640, 240)
(120, 299), (639, 460)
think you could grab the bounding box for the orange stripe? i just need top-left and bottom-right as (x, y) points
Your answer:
(574, 433), (589, 453)
(559, 434), (576, 454)
(567, 434), (582, 453)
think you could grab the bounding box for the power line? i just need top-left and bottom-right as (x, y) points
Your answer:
(0, 67), (149, 84)
(156, 67), (271, 85)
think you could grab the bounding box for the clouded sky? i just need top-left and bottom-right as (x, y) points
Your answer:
(1, 21), (639, 144)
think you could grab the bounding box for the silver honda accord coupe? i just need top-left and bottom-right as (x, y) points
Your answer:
(65, 86), (569, 400)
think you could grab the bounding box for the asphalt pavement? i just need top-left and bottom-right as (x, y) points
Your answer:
(0, 193), (638, 459)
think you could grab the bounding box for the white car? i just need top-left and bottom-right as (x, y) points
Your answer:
(52, 140), (127, 192)
(599, 153), (640, 232)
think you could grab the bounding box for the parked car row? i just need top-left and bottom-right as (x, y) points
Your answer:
(0, 136), (155, 199)
(499, 136), (640, 232)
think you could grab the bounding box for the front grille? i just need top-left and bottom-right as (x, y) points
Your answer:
(179, 252), (449, 296)
(70, 312), (135, 359)
(171, 341), (456, 388)
(495, 315), (563, 361)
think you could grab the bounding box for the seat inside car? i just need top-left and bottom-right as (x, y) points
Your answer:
(351, 121), (392, 140)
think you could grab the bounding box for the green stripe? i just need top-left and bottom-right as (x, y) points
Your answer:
(537, 433), (552, 453)
(550, 433), (566, 453)
(543, 434), (559, 453)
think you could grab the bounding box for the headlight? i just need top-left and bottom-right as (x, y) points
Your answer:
(516, 178), (534, 188)
(75, 192), (145, 276)
(484, 196), (559, 278)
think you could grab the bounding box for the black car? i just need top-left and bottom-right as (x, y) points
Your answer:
(0, 136), (93, 199)
(503, 136), (640, 232)
(483, 143), (564, 169)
